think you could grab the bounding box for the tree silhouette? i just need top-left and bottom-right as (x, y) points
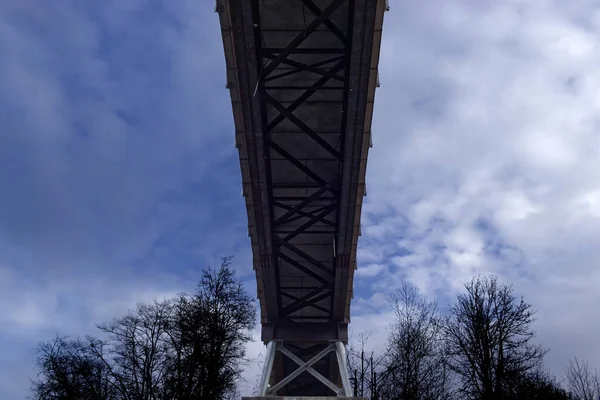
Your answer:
(162, 256), (256, 399)
(379, 281), (454, 400)
(30, 257), (255, 400)
(30, 335), (117, 400)
(508, 368), (572, 400)
(444, 275), (547, 400)
(565, 357), (600, 400)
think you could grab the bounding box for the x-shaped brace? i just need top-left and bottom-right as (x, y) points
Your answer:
(270, 343), (341, 395)
(258, 340), (352, 396)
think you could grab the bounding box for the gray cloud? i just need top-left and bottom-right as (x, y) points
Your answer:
(2, 0), (600, 398)
(357, 0), (600, 380)
(0, 1), (253, 398)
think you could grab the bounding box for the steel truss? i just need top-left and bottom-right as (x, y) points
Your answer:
(246, 0), (357, 395)
(251, 0), (354, 326)
(257, 340), (352, 397)
(217, 0), (383, 395)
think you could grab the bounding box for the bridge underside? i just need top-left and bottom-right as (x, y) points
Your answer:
(217, 0), (385, 395)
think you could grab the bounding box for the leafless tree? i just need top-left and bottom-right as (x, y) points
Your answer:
(444, 275), (547, 400)
(347, 331), (386, 399)
(30, 256), (256, 400)
(29, 335), (117, 400)
(565, 357), (600, 400)
(378, 281), (455, 400)
(91, 300), (174, 400)
(162, 256), (256, 399)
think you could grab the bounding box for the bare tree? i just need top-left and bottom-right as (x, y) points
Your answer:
(565, 357), (600, 400)
(444, 275), (547, 400)
(162, 256), (256, 399)
(379, 281), (455, 400)
(92, 300), (174, 400)
(30, 335), (117, 400)
(347, 331), (386, 399)
(30, 256), (256, 400)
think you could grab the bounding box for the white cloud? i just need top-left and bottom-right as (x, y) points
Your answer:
(3, 0), (600, 397)
(356, 263), (387, 278)
(352, 0), (600, 382)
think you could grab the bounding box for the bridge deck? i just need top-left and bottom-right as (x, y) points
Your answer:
(217, 0), (385, 395)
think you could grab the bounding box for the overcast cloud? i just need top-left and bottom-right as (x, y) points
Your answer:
(1, 0), (599, 398)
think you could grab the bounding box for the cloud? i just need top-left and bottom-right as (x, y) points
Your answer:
(2, 0), (600, 398)
(242, 0), (600, 390)
(358, 0), (600, 379)
(0, 1), (254, 398)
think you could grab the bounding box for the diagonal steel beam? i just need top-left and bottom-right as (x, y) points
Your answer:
(280, 283), (332, 316)
(264, 55), (345, 83)
(278, 346), (342, 394)
(282, 204), (336, 242)
(281, 289), (333, 316)
(268, 344), (336, 394)
(261, 0), (347, 77)
(263, 52), (346, 82)
(281, 292), (330, 314)
(301, 0), (347, 44)
(264, 92), (341, 159)
(274, 202), (336, 227)
(276, 238), (333, 275)
(274, 183), (336, 225)
(266, 59), (346, 133)
(268, 141), (328, 186)
(277, 252), (330, 285)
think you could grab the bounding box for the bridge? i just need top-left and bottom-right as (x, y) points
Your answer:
(216, 0), (387, 396)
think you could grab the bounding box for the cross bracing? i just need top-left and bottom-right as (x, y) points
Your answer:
(217, 0), (386, 395)
(253, 0), (352, 329)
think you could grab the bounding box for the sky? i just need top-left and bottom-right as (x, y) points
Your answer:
(1, 0), (600, 398)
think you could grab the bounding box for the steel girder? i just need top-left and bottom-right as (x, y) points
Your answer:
(217, 0), (383, 395)
(247, 0), (356, 394)
(250, 0), (353, 336)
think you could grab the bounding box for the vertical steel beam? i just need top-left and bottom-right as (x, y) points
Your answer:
(334, 341), (353, 396)
(257, 341), (277, 395)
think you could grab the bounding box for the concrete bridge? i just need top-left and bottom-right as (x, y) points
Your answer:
(216, 0), (387, 396)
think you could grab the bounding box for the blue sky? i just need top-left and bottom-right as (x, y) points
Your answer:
(2, 0), (600, 398)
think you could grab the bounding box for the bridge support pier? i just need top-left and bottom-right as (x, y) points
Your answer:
(256, 341), (353, 397)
